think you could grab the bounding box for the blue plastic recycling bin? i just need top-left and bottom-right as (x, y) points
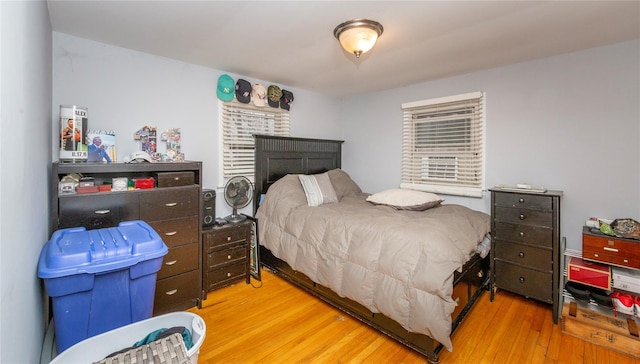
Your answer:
(38, 220), (168, 353)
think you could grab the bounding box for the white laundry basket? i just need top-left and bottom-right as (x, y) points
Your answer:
(49, 312), (206, 364)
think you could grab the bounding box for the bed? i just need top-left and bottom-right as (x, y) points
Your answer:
(253, 135), (491, 363)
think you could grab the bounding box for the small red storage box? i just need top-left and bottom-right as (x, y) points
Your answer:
(568, 256), (611, 290)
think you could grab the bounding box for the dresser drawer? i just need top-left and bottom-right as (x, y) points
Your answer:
(155, 171), (195, 187)
(206, 262), (246, 290)
(147, 216), (199, 248)
(157, 243), (199, 280)
(494, 261), (552, 303)
(493, 192), (552, 211)
(140, 186), (199, 221)
(154, 270), (200, 312)
(494, 240), (552, 271)
(583, 232), (640, 269)
(59, 193), (139, 230)
(494, 206), (553, 227)
(204, 225), (250, 252)
(493, 222), (553, 248)
(207, 243), (247, 270)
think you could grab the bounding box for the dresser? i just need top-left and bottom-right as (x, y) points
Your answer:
(582, 226), (640, 269)
(50, 161), (203, 315)
(202, 220), (252, 297)
(489, 188), (562, 323)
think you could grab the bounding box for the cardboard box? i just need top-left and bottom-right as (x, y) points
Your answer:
(613, 266), (640, 294)
(568, 256), (611, 290)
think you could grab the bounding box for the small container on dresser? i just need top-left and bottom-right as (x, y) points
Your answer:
(582, 226), (640, 269)
(202, 220), (253, 298)
(490, 188), (563, 323)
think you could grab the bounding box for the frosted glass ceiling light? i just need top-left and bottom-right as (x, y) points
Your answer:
(334, 19), (384, 58)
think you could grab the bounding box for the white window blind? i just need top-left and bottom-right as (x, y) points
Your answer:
(221, 100), (290, 184)
(401, 92), (485, 197)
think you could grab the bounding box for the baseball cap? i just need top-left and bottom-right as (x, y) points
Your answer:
(252, 84), (267, 107)
(217, 74), (235, 101)
(235, 79), (252, 104)
(267, 85), (282, 108)
(280, 89), (294, 110)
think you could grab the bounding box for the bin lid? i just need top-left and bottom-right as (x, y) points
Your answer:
(38, 220), (168, 278)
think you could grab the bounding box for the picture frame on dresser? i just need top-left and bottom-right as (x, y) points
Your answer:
(243, 214), (261, 281)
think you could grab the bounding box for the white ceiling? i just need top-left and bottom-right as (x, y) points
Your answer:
(47, 1), (640, 98)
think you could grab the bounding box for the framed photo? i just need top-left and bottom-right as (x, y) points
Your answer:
(243, 214), (261, 281)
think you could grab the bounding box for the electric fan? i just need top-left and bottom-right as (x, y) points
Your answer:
(223, 176), (253, 223)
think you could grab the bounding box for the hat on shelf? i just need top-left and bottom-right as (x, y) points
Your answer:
(252, 84), (267, 107)
(280, 89), (294, 110)
(235, 79), (252, 104)
(217, 74), (235, 102)
(267, 85), (282, 108)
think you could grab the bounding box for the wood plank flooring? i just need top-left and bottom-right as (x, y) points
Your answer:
(188, 271), (639, 363)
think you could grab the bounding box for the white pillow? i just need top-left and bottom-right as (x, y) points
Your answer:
(366, 188), (444, 211)
(298, 172), (339, 207)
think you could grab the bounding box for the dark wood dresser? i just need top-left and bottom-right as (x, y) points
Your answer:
(202, 220), (252, 297)
(489, 188), (563, 323)
(50, 161), (203, 315)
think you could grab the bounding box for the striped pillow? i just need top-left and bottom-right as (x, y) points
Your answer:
(298, 172), (338, 206)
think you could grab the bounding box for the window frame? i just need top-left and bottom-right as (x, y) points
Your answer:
(219, 100), (290, 187)
(400, 91), (486, 198)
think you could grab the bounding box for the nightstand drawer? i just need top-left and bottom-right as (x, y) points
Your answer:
(495, 261), (552, 303)
(493, 192), (552, 211)
(207, 243), (247, 269)
(157, 243), (199, 280)
(204, 225), (250, 251)
(494, 206), (553, 227)
(147, 216), (199, 248)
(493, 222), (552, 248)
(207, 262), (246, 290)
(140, 186), (199, 221)
(494, 240), (552, 271)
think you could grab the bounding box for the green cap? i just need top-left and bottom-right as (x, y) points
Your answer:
(217, 74), (235, 101)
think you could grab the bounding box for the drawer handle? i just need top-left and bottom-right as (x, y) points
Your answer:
(165, 260), (177, 266)
(165, 231), (177, 236)
(227, 272), (232, 277)
(227, 236), (232, 241)
(518, 198), (525, 203)
(165, 202), (178, 207)
(174, 177), (180, 180)
(603, 247), (619, 253)
(519, 232), (525, 237)
(519, 214), (525, 220)
(94, 209), (111, 215)
(594, 253), (599, 257)
(165, 289), (178, 296)
(624, 259), (629, 263)
(518, 252), (525, 258)
(227, 255), (232, 260)
(519, 277), (525, 283)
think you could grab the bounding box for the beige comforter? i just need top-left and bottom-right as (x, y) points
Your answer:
(256, 173), (490, 351)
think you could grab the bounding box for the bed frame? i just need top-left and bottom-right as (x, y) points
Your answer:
(253, 135), (489, 364)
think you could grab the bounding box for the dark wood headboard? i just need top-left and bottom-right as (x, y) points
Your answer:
(253, 135), (343, 213)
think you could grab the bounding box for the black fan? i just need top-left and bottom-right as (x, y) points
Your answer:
(223, 176), (253, 223)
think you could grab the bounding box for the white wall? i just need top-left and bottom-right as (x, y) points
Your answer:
(341, 40), (640, 251)
(0, 1), (52, 362)
(52, 33), (342, 217)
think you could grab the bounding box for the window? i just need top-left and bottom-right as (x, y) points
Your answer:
(401, 92), (485, 197)
(220, 100), (290, 184)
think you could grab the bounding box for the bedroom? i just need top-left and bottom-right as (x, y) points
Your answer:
(1, 1), (639, 363)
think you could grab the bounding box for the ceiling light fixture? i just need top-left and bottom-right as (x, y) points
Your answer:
(333, 19), (384, 58)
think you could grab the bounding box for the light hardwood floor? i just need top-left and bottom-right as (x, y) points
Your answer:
(188, 271), (639, 363)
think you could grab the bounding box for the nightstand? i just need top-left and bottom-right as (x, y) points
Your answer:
(489, 188), (563, 323)
(202, 220), (253, 297)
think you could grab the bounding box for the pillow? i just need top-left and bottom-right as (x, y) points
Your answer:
(366, 188), (444, 211)
(327, 168), (362, 199)
(298, 172), (339, 206)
